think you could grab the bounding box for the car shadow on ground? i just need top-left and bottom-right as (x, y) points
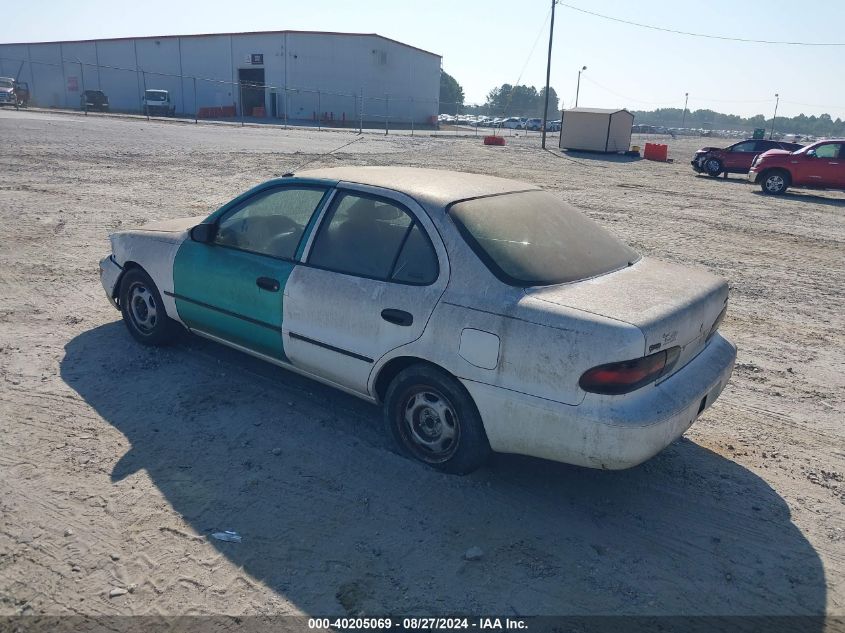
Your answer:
(60, 322), (827, 621)
(750, 190), (845, 207)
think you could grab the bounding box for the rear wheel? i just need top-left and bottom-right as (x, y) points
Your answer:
(119, 268), (180, 346)
(384, 364), (491, 475)
(761, 169), (789, 195)
(704, 158), (723, 177)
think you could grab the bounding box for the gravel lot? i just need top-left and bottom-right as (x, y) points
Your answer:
(1, 109), (843, 622)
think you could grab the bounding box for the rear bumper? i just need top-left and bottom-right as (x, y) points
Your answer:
(99, 254), (122, 310)
(463, 332), (737, 469)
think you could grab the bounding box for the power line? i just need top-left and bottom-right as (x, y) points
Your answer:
(556, 2), (845, 46)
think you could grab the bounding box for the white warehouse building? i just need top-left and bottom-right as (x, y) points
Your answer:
(0, 30), (442, 124)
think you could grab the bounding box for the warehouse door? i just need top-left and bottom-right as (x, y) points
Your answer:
(238, 68), (265, 117)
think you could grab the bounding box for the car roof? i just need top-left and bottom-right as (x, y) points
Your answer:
(296, 166), (538, 208)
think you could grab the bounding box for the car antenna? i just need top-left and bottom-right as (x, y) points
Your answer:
(283, 135), (364, 176)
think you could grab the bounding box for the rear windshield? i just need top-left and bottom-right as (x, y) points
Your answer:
(145, 91), (167, 101)
(449, 190), (639, 287)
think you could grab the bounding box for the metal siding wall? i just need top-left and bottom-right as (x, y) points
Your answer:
(230, 34), (282, 117)
(1, 33), (440, 121)
(92, 39), (141, 111)
(20, 43), (64, 107)
(136, 38), (182, 112)
(0, 44), (32, 83)
(179, 35), (234, 110)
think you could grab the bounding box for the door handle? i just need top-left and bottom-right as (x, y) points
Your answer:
(381, 308), (413, 327)
(256, 277), (280, 292)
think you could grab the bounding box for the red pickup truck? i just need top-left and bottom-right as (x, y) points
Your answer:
(748, 139), (845, 195)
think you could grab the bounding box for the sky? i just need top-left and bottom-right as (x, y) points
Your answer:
(3, 0), (844, 120)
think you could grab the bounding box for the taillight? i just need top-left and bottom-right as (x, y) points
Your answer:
(579, 347), (681, 395)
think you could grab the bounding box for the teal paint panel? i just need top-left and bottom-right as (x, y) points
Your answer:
(173, 241), (295, 361)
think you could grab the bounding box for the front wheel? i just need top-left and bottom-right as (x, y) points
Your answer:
(119, 268), (180, 346)
(761, 170), (789, 195)
(384, 364), (491, 475)
(704, 158), (723, 177)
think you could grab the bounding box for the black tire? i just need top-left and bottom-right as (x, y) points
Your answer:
(760, 169), (790, 195)
(704, 157), (724, 177)
(119, 268), (180, 346)
(384, 364), (491, 475)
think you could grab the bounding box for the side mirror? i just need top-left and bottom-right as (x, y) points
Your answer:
(190, 223), (217, 243)
(806, 149), (816, 158)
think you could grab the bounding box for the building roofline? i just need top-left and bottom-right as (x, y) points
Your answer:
(0, 29), (442, 59)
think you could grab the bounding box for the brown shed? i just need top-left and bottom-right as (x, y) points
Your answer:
(559, 107), (634, 153)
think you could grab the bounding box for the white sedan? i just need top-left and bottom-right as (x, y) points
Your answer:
(100, 167), (736, 474)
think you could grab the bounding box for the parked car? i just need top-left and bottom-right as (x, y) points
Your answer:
(546, 119), (561, 132)
(80, 89), (109, 112)
(749, 139), (845, 194)
(525, 118), (543, 131)
(0, 76), (16, 106)
(100, 168), (735, 474)
(142, 89), (175, 116)
(691, 139), (803, 177)
(501, 117), (524, 129)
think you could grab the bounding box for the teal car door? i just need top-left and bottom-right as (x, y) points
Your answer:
(172, 184), (330, 361)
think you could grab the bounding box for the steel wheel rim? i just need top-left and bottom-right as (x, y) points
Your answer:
(400, 387), (460, 463)
(128, 283), (158, 334)
(765, 174), (784, 192)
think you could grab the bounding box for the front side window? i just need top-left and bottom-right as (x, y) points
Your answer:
(215, 187), (327, 259)
(449, 190), (639, 287)
(308, 193), (437, 283)
(813, 143), (842, 159)
(731, 141), (757, 152)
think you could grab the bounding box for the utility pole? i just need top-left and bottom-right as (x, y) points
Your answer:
(540, 0), (556, 149)
(769, 93), (780, 139)
(681, 92), (688, 129)
(575, 65), (587, 107)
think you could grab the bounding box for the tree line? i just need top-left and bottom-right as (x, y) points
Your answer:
(440, 71), (843, 135)
(440, 71), (559, 119)
(631, 107), (844, 136)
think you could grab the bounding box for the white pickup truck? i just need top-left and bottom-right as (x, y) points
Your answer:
(142, 89), (175, 116)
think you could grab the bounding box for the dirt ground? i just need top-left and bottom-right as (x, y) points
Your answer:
(0, 109), (843, 622)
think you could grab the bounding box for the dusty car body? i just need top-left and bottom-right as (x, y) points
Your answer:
(100, 167), (735, 474)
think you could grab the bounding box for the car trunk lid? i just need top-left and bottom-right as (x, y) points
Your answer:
(524, 258), (728, 378)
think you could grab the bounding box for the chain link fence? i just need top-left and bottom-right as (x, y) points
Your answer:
(1, 56), (562, 139)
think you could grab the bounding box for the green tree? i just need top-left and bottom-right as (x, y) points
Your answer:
(439, 71), (464, 113)
(539, 86), (559, 119)
(485, 84), (559, 117)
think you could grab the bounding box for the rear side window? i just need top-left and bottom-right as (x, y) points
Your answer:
(392, 224), (438, 284)
(308, 193), (438, 284)
(449, 190), (639, 287)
